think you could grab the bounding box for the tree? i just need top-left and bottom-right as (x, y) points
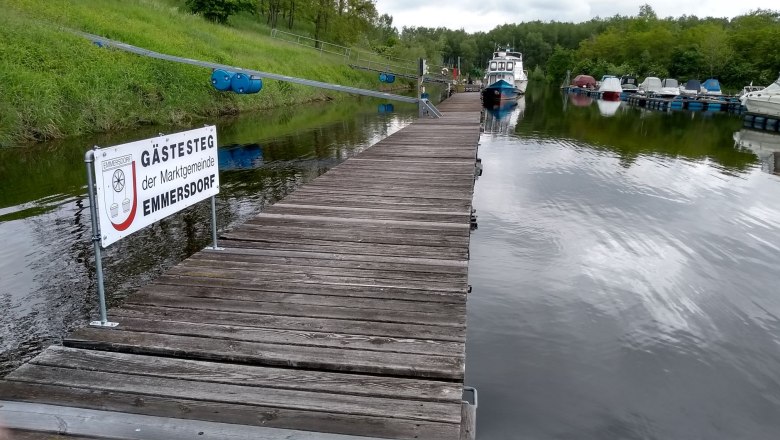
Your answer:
(186, 0), (252, 24)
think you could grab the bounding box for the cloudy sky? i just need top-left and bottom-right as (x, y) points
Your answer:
(374, 0), (778, 33)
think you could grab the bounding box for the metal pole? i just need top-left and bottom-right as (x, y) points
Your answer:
(208, 195), (222, 251)
(84, 149), (118, 328)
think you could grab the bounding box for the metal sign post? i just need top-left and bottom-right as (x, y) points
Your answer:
(208, 195), (223, 251)
(84, 148), (118, 328)
(83, 126), (221, 327)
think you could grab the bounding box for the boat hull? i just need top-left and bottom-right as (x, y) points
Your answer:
(482, 80), (520, 103)
(745, 96), (780, 118)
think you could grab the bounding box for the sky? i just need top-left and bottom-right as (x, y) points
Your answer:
(374, 0), (778, 33)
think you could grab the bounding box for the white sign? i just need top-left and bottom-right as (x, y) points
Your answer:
(94, 126), (219, 247)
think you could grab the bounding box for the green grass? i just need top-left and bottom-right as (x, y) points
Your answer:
(0, 0), (406, 147)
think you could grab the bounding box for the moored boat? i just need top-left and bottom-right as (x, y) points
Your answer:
(638, 77), (662, 95)
(620, 76), (639, 93)
(701, 78), (723, 96)
(598, 77), (622, 100)
(572, 74), (596, 89)
(481, 48), (529, 104)
(659, 78), (680, 97)
(680, 79), (701, 96)
(741, 74), (780, 117)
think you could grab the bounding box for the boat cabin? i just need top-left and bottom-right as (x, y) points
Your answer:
(662, 78), (679, 88)
(488, 60), (517, 72)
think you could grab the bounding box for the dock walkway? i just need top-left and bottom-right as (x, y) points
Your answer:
(0, 93), (483, 440)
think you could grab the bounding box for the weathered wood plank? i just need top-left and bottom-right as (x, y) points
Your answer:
(0, 383), (460, 440)
(152, 272), (467, 303)
(63, 330), (465, 379)
(165, 265), (468, 293)
(123, 294), (466, 326)
(216, 237), (469, 259)
(112, 305), (467, 342)
(87, 316), (464, 357)
(223, 226), (470, 249)
(209, 243), (469, 268)
(32, 347), (462, 402)
(265, 204), (470, 223)
(142, 283), (466, 312)
(176, 257), (468, 286)
(245, 213), (469, 230)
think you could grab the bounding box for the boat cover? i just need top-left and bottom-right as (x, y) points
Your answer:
(573, 75), (596, 88)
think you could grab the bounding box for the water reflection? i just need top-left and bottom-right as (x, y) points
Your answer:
(483, 97), (525, 135)
(468, 84), (780, 439)
(734, 129), (780, 175)
(597, 99), (621, 117)
(518, 87), (755, 171)
(0, 99), (417, 374)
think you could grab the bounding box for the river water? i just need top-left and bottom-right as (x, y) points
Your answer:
(2, 87), (780, 439)
(467, 87), (780, 439)
(0, 98), (416, 374)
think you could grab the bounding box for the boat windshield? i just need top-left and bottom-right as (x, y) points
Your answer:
(764, 78), (780, 93)
(662, 79), (679, 88)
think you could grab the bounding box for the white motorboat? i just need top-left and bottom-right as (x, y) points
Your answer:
(741, 74), (780, 117)
(481, 48), (529, 104)
(598, 77), (622, 100)
(638, 77), (662, 95)
(620, 76), (639, 93)
(658, 78), (680, 97)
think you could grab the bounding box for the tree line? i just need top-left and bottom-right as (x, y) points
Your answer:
(186, 1), (780, 89)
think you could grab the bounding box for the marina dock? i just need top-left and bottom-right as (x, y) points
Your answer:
(0, 93), (483, 440)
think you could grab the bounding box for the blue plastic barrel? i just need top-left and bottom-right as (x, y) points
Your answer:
(385, 74), (395, 84)
(211, 69), (235, 91)
(379, 72), (387, 82)
(231, 73), (263, 94)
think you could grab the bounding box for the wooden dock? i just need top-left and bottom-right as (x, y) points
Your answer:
(0, 93), (483, 440)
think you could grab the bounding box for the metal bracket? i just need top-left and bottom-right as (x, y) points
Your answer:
(462, 386), (478, 408)
(90, 320), (119, 328)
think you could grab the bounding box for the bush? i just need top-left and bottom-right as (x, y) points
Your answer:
(185, 0), (252, 24)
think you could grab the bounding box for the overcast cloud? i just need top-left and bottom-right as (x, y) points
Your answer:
(374, 0), (779, 33)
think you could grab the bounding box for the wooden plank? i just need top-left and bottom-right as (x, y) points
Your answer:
(164, 265), (468, 293)
(223, 226), (470, 249)
(218, 238), (471, 263)
(1, 401), (388, 440)
(152, 272), (468, 302)
(6, 364), (461, 422)
(0, 384), (460, 440)
(177, 257), (468, 285)
(141, 283), (466, 312)
(215, 237), (469, 260)
(196, 247), (469, 273)
(112, 305), (467, 342)
(245, 213), (469, 230)
(123, 294), (467, 326)
(84, 316), (464, 357)
(62, 331), (465, 379)
(32, 347), (462, 402)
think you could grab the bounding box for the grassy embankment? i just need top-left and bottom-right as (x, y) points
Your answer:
(0, 0), (402, 147)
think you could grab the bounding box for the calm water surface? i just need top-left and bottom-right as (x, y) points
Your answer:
(467, 87), (780, 439)
(0, 98), (417, 374)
